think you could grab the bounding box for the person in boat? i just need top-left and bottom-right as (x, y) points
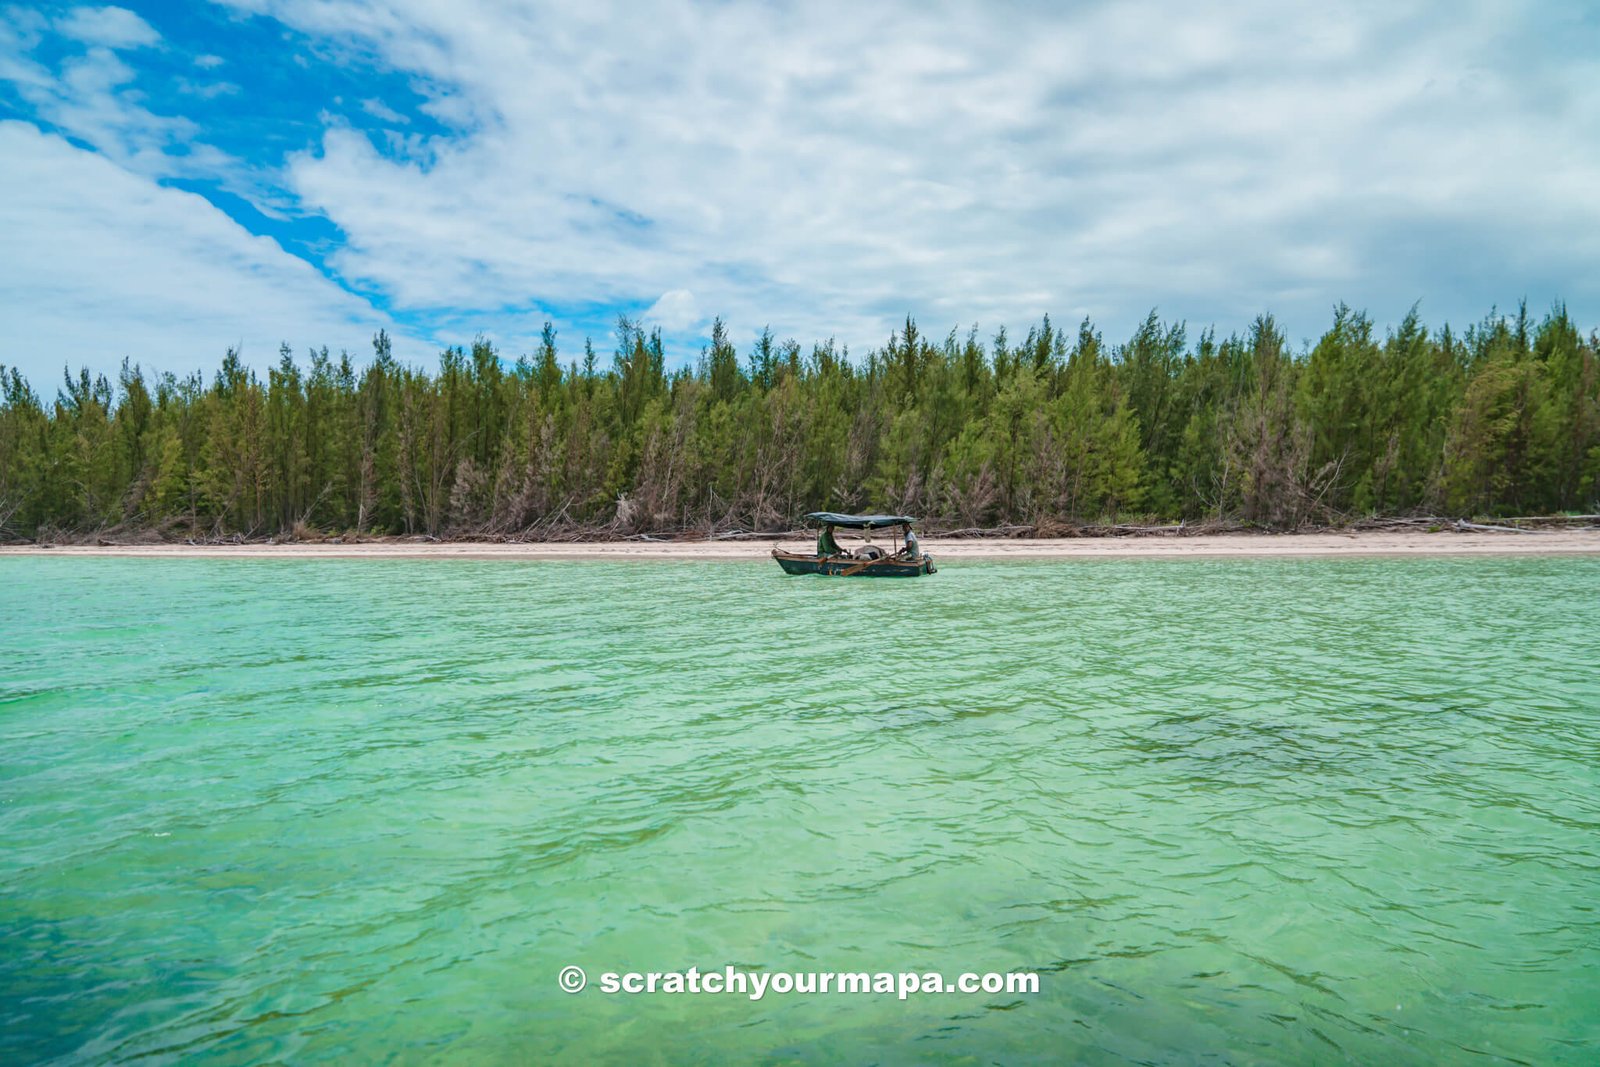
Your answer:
(902, 526), (920, 559)
(817, 524), (848, 558)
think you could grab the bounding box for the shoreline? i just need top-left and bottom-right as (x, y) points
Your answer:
(3, 530), (1599, 560)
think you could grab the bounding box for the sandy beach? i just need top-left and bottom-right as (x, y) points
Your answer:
(4, 529), (1598, 560)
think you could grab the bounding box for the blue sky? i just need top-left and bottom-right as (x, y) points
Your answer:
(2, 1), (1598, 385)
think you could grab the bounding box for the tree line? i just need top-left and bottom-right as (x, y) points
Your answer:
(1, 303), (1597, 540)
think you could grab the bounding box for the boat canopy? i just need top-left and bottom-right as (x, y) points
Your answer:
(805, 511), (917, 529)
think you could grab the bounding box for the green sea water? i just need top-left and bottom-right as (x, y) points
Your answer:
(2, 556), (1598, 1065)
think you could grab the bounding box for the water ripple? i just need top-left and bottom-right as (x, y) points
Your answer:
(2, 556), (1598, 1064)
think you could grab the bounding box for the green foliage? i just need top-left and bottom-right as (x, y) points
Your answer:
(1, 305), (1596, 540)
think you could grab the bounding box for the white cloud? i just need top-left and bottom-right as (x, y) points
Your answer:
(0, 21), (228, 181)
(359, 96), (408, 124)
(0, 9), (299, 224)
(194, 53), (225, 69)
(0, 122), (429, 385)
(218, 0), (1600, 352)
(178, 77), (240, 99)
(54, 5), (159, 50)
(644, 290), (701, 333)
(6, 0), (1599, 382)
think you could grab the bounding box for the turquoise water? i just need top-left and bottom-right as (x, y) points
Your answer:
(3, 557), (1598, 1064)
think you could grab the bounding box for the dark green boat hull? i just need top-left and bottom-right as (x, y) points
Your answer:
(772, 551), (936, 577)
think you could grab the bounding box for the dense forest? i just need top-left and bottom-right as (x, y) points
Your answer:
(1, 303), (1597, 541)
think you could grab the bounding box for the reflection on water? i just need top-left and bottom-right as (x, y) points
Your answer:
(2, 557), (1598, 1063)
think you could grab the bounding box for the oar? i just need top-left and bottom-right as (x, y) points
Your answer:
(837, 551), (921, 577)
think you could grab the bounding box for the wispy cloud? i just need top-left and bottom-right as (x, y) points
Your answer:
(2, 0), (1598, 385)
(177, 76), (240, 99)
(0, 120), (428, 380)
(54, 5), (159, 50)
(0, 6), (226, 180)
(238, 0), (1600, 351)
(359, 96), (407, 124)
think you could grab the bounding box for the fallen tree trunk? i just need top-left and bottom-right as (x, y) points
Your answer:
(1454, 520), (1545, 535)
(936, 524), (1036, 539)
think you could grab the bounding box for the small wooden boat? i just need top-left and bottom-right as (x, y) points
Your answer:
(772, 512), (937, 577)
